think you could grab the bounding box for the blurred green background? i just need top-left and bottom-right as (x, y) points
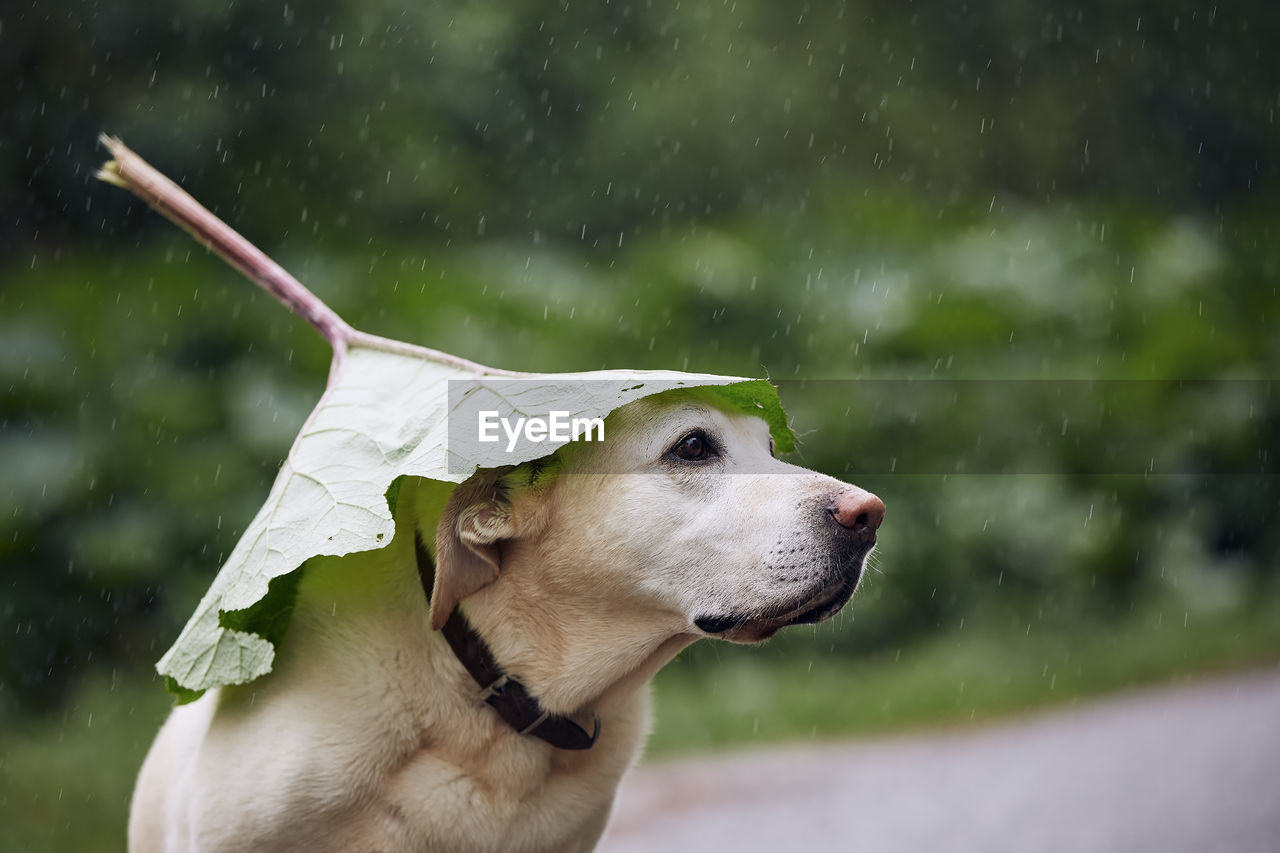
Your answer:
(3, 1), (1279, 850)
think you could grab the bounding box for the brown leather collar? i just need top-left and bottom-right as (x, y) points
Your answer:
(440, 608), (600, 750)
(416, 535), (599, 751)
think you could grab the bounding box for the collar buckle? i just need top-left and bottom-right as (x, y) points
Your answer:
(478, 673), (510, 701)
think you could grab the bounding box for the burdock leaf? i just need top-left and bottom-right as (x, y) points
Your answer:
(97, 136), (793, 700)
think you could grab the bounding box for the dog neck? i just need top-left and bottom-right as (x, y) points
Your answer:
(418, 532), (601, 750)
(456, 564), (699, 722)
(424, 562), (694, 731)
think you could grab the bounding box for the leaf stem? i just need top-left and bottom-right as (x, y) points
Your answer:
(96, 134), (355, 366)
(95, 134), (520, 380)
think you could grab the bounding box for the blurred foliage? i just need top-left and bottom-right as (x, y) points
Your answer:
(8, 0), (1280, 254)
(2, 2), (1279, 847)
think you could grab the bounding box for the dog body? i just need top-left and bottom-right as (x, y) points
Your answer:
(129, 391), (884, 852)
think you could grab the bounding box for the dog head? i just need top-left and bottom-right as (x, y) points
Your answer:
(429, 388), (883, 646)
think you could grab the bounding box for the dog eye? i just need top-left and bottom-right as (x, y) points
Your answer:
(671, 430), (715, 462)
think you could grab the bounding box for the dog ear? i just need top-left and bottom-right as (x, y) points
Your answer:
(429, 472), (516, 630)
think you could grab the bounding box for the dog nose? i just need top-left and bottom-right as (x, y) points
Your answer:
(829, 489), (885, 542)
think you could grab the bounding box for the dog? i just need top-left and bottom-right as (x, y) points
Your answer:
(128, 388), (884, 852)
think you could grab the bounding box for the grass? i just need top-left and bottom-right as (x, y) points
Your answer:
(646, 600), (1280, 757)
(2, 602), (1277, 852)
(0, 671), (171, 853)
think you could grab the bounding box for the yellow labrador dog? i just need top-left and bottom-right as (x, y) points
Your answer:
(129, 389), (884, 853)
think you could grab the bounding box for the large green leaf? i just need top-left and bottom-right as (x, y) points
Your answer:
(94, 135), (794, 701)
(156, 341), (793, 699)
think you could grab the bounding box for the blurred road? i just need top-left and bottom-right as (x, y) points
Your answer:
(600, 668), (1280, 853)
